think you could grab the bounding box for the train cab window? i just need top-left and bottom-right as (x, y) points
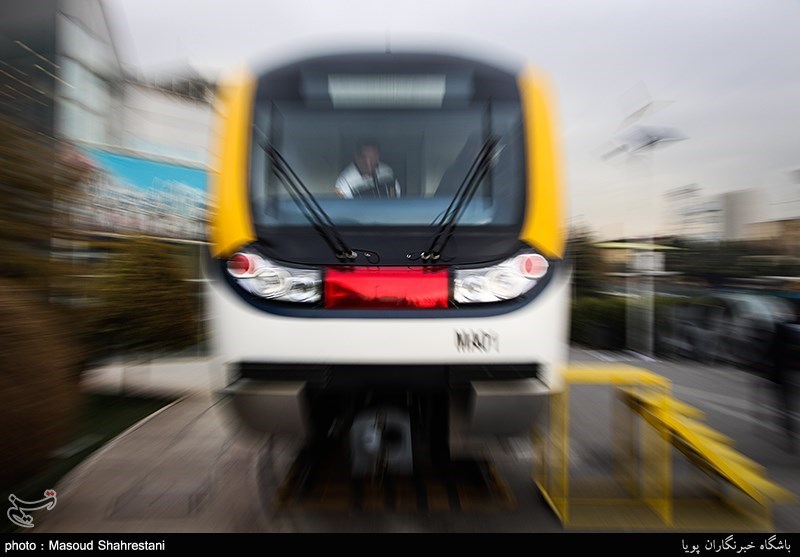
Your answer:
(249, 55), (525, 230)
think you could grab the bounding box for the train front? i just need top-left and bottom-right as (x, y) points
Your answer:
(207, 52), (570, 473)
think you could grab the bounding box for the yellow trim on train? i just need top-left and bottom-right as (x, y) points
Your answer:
(517, 66), (566, 260)
(209, 68), (257, 258)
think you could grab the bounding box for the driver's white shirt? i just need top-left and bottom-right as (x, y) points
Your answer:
(335, 163), (401, 198)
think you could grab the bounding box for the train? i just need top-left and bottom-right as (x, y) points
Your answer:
(206, 50), (570, 475)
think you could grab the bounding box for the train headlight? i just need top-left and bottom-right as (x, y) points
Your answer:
(227, 251), (322, 303)
(285, 273), (323, 303)
(453, 251), (549, 304)
(457, 274), (490, 302)
(251, 267), (289, 298)
(487, 268), (526, 299)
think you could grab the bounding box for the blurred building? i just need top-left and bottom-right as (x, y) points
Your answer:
(744, 169), (800, 258)
(0, 0), (59, 133)
(664, 185), (723, 241)
(56, 0), (214, 162)
(663, 185), (773, 243)
(721, 189), (764, 242)
(119, 72), (213, 165)
(56, 0), (124, 147)
(0, 0), (217, 242)
(765, 168), (800, 223)
(747, 219), (800, 258)
(2, 0), (217, 356)
(54, 0), (214, 242)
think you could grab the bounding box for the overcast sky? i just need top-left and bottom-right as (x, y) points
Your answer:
(105, 0), (800, 239)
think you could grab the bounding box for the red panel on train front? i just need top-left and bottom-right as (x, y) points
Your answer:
(324, 267), (449, 309)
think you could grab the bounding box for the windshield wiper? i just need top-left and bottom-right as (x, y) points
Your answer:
(262, 144), (359, 262)
(415, 135), (501, 262)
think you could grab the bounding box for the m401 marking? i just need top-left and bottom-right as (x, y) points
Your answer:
(455, 330), (500, 353)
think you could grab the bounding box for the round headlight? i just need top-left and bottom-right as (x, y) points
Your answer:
(285, 276), (321, 303)
(252, 267), (289, 298)
(455, 274), (488, 303)
(487, 268), (525, 299)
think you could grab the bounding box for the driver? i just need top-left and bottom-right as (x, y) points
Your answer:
(335, 142), (400, 199)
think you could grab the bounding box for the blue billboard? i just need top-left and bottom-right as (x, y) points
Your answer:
(76, 148), (208, 240)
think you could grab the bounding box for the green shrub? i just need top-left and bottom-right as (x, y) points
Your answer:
(571, 294), (688, 350)
(81, 237), (202, 359)
(570, 296), (627, 348)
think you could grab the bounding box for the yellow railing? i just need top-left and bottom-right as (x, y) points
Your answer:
(533, 363), (794, 530)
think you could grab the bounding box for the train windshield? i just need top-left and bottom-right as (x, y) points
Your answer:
(250, 60), (525, 230)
